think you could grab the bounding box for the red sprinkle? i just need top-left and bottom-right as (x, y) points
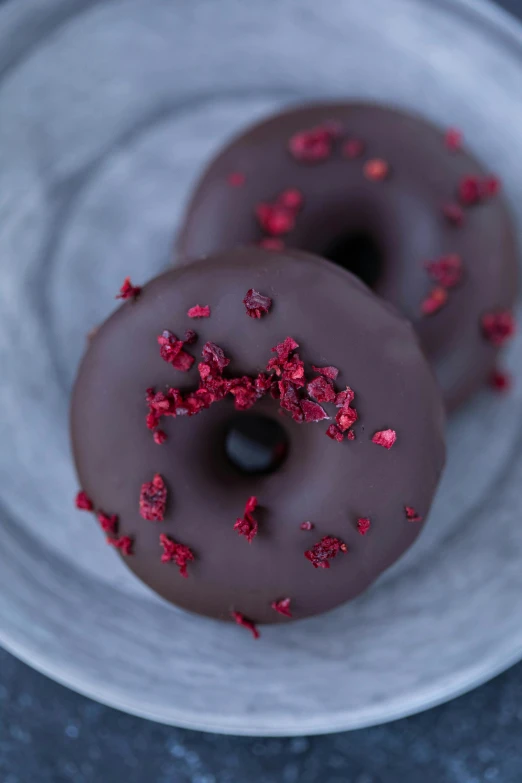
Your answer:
(342, 138), (365, 159)
(107, 536), (133, 556)
(445, 128), (463, 152)
(421, 286), (448, 316)
(288, 125), (336, 162)
(372, 429), (397, 449)
(311, 365), (339, 380)
(227, 171), (246, 187)
(482, 311), (516, 346)
(234, 496), (259, 543)
(231, 611), (260, 639)
(357, 517), (371, 536)
(364, 158), (390, 182)
(489, 368), (511, 392)
(305, 536), (348, 569)
(425, 254), (463, 288)
(159, 533), (195, 577)
(75, 491), (93, 511)
(153, 430), (167, 445)
(243, 289), (272, 319)
(271, 598), (292, 618)
(116, 277), (141, 301)
(97, 512), (119, 535)
(326, 424), (344, 442)
(300, 521), (314, 531)
(187, 305), (211, 318)
(442, 203), (465, 226)
(405, 506), (423, 523)
(139, 474), (167, 521)
(259, 238), (285, 251)
(301, 399), (329, 423)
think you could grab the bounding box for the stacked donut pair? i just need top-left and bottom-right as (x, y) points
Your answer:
(71, 104), (517, 636)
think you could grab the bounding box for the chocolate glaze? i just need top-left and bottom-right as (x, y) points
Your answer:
(177, 103), (519, 410)
(71, 249), (445, 624)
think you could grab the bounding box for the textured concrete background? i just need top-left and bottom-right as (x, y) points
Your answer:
(1, 0), (522, 780)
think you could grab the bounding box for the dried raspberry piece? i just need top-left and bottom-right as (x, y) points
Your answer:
(255, 372), (273, 396)
(229, 376), (258, 411)
(301, 399), (329, 423)
(234, 497), (259, 543)
(278, 380), (304, 422)
(201, 341), (230, 372)
(153, 430), (167, 445)
(259, 238), (285, 251)
(158, 330), (184, 364)
(271, 598), (292, 617)
(335, 387), (355, 408)
(146, 411), (160, 430)
(281, 353), (305, 387)
(372, 429), (397, 449)
(300, 521), (314, 531)
(442, 203), (465, 226)
(159, 533), (195, 577)
(364, 159), (390, 181)
(305, 536), (347, 569)
(326, 424), (344, 442)
(346, 430), (356, 441)
(107, 536), (134, 556)
(288, 125), (335, 162)
(75, 491), (93, 511)
(146, 388), (174, 415)
(227, 171), (245, 187)
(183, 329), (197, 344)
(445, 128), (463, 151)
(172, 350), (195, 372)
(421, 287), (448, 316)
(311, 365), (339, 380)
(271, 337), (299, 362)
(482, 311), (516, 346)
(116, 277), (141, 300)
(425, 254), (463, 288)
(97, 511), (119, 535)
(187, 305), (211, 318)
(307, 375), (336, 403)
(405, 506), (423, 522)
(256, 203), (295, 236)
(357, 517), (371, 536)
(139, 474), (167, 521)
(243, 289), (272, 319)
(336, 405), (358, 432)
(244, 496), (258, 515)
(489, 369), (511, 392)
(277, 189), (304, 210)
(231, 611), (260, 639)
(342, 138), (365, 159)
(459, 176), (482, 206)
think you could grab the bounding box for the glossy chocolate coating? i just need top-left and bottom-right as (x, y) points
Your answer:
(177, 103), (518, 410)
(71, 249), (445, 624)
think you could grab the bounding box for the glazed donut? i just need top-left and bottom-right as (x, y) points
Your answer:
(71, 248), (445, 632)
(177, 103), (518, 410)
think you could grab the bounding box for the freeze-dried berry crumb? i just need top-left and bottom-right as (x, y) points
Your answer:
(229, 376), (258, 411)
(159, 533), (195, 577)
(305, 536), (347, 569)
(116, 277), (141, 300)
(336, 405), (358, 432)
(458, 175), (501, 206)
(201, 341), (230, 372)
(311, 365), (339, 380)
(288, 124), (337, 162)
(234, 496), (259, 543)
(75, 491), (93, 511)
(243, 289), (272, 318)
(445, 128), (463, 151)
(342, 138), (365, 159)
(153, 430), (167, 445)
(301, 399), (329, 423)
(187, 305), (211, 318)
(364, 159), (390, 181)
(405, 506), (423, 522)
(442, 203), (465, 226)
(335, 387), (355, 408)
(278, 188), (304, 210)
(482, 311), (516, 346)
(421, 286), (448, 316)
(97, 512), (119, 535)
(183, 329), (197, 344)
(425, 254), (463, 288)
(107, 536), (133, 556)
(140, 474), (167, 521)
(300, 521), (314, 531)
(158, 330), (195, 372)
(271, 337), (299, 361)
(231, 611), (260, 639)
(307, 375), (336, 403)
(357, 517), (371, 536)
(372, 429), (397, 449)
(227, 171), (245, 187)
(326, 424), (344, 442)
(272, 598), (292, 617)
(256, 203), (295, 236)
(489, 369), (512, 392)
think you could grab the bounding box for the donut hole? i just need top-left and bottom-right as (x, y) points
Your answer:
(223, 414), (289, 475)
(323, 230), (383, 290)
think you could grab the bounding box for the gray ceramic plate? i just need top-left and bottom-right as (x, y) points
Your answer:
(1, 0), (522, 736)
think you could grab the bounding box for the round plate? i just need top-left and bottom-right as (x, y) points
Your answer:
(1, 0), (522, 736)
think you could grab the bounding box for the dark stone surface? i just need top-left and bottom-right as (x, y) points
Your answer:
(1, 1), (521, 781)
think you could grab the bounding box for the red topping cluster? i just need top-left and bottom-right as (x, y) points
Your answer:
(425, 254), (463, 289)
(288, 123), (339, 162)
(75, 490), (93, 511)
(405, 506), (423, 522)
(97, 511), (119, 535)
(357, 517), (371, 536)
(234, 496), (259, 543)
(372, 429), (397, 449)
(459, 175), (500, 206)
(243, 289), (272, 319)
(482, 311), (516, 346)
(160, 533), (195, 577)
(187, 305), (211, 318)
(107, 536), (134, 556)
(116, 277), (141, 301)
(231, 611), (260, 639)
(272, 598), (292, 617)
(256, 188), (304, 238)
(139, 474), (167, 522)
(305, 536), (348, 569)
(157, 330), (195, 373)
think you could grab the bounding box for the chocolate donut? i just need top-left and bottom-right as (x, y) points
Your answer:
(177, 103), (518, 410)
(71, 248), (445, 631)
